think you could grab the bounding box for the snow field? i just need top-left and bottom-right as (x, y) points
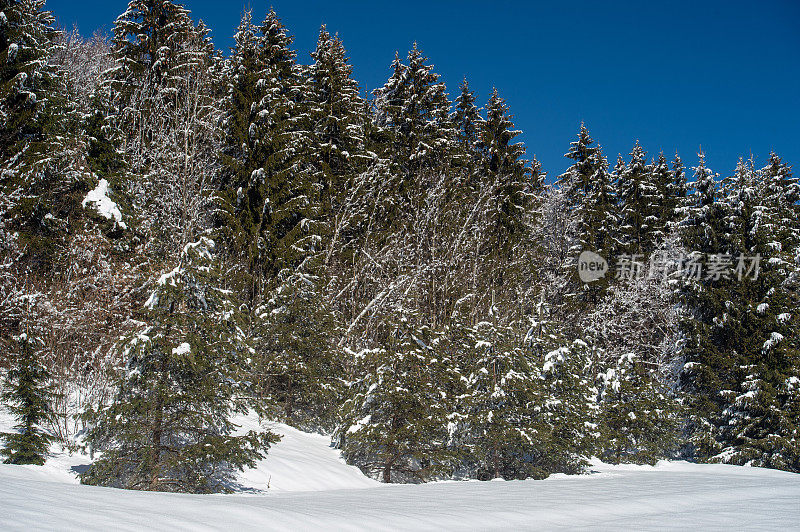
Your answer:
(2, 409), (799, 530)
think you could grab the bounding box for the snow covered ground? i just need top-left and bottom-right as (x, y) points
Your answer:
(0, 410), (377, 493)
(1, 410), (799, 530)
(235, 415), (379, 492)
(3, 459), (799, 530)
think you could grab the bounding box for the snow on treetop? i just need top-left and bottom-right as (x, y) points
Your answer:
(157, 267), (181, 287)
(143, 267), (182, 309)
(172, 342), (191, 357)
(82, 178), (126, 229)
(762, 331), (784, 352)
(543, 347), (569, 373)
(183, 237), (215, 260)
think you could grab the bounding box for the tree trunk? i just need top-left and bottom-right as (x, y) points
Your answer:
(149, 400), (163, 490)
(149, 306), (172, 491)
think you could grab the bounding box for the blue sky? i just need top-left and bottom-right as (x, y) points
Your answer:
(48, 0), (800, 178)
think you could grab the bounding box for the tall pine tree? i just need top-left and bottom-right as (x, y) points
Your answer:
(82, 238), (278, 493)
(1, 331), (57, 465)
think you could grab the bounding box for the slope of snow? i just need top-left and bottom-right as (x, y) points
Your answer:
(234, 414), (379, 492)
(2, 409), (799, 530)
(1, 459), (799, 530)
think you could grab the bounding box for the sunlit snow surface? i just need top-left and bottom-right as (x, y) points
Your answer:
(1, 410), (799, 530)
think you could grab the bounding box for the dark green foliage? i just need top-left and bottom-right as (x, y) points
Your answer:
(618, 141), (662, 256)
(306, 26), (367, 209)
(81, 238), (279, 493)
(581, 156), (618, 260)
(216, 9), (311, 301)
(253, 269), (344, 432)
(663, 153), (688, 222)
(556, 124), (618, 307)
(0, 0), (57, 162)
(558, 125), (610, 260)
(537, 340), (598, 474)
(1, 333), (56, 465)
(649, 152), (675, 244)
(0, 0), (81, 268)
(557, 123), (603, 208)
(108, 0), (201, 103)
(303, 25), (368, 274)
(337, 310), (457, 483)
(452, 78), (483, 171)
(372, 43), (457, 198)
(678, 154), (800, 471)
(458, 319), (549, 480)
(677, 153), (735, 456)
(597, 353), (681, 465)
(480, 88), (532, 262)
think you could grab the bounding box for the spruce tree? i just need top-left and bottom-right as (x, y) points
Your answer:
(253, 267), (343, 431)
(1, 332), (56, 465)
(0, 0), (75, 267)
(762, 153), (800, 264)
(100, 0), (212, 179)
(217, 8), (310, 303)
(557, 123), (602, 210)
(670, 153), (689, 218)
(651, 151), (677, 241)
(472, 89), (535, 323)
(677, 151), (732, 457)
(480, 88), (532, 260)
(597, 352), (681, 465)
(304, 25), (369, 280)
(0, 0), (57, 164)
(372, 43), (457, 189)
(337, 308), (456, 483)
(618, 141), (661, 256)
(612, 153), (627, 185)
(581, 156), (619, 260)
(577, 154), (619, 303)
(82, 238), (278, 493)
(306, 25), (367, 211)
(107, 0), (201, 109)
(555, 124), (615, 310)
(707, 157), (800, 471)
(677, 153), (800, 467)
(538, 339), (598, 474)
(452, 77), (484, 172)
(459, 319), (548, 480)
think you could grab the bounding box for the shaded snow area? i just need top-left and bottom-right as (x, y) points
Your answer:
(1, 410), (799, 530)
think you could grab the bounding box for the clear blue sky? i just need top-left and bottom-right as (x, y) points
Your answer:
(48, 0), (800, 178)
